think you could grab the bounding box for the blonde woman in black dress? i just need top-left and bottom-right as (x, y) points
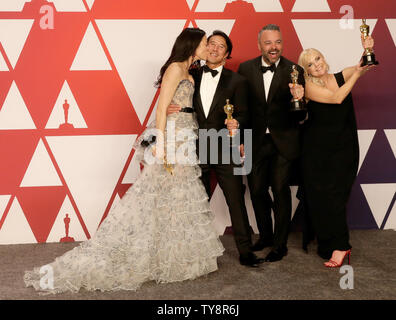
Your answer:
(298, 35), (375, 267)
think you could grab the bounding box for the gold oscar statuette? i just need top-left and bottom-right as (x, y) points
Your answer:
(290, 65), (306, 112)
(360, 19), (379, 66)
(224, 99), (236, 137)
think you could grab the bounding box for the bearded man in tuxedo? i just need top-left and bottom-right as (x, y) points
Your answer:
(238, 24), (305, 262)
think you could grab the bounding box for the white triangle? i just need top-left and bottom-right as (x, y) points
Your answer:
(246, 0), (283, 12)
(0, 0), (28, 11)
(292, 19), (378, 73)
(45, 81), (88, 129)
(0, 197), (37, 244)
(146, 100), (158, 125)
(361, 184), (396, 228)
(20, 139), (62, 187)
(85, 0), (95, 10)
(194, 0), (282, 12)
(385, 19), (396, 46)
(46, 134), (136, 237)
(195, 0), (231, 12)
(0, 53), (8, 71)
(195, 19), (236, 37)
(96, 19), (187, 124)
(0, 19), (34, 68)
(49, 0), (87, 12)
(0, 195), (11, 219)
(210, 184), (232, 235)
(70, 22), (112, 71)
(292, 0), (330, 12)
(110, 194), (121, 211)
(357, 130), (376, 173)
(384, 201), (396, 230)
(242, 176), (259, 234)
(186, 0), (195, 10)
(122, 150), (142, 184)
(46, 195), (88, 243)
(384, 129), (396, 159)
(0, 81), (36, 130)
(290, 185), (300, 220)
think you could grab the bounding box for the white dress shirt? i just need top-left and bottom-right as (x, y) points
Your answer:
(262, 57), (280, 101)
(262, 58), (280, 133)
(200, 65), (223, 118)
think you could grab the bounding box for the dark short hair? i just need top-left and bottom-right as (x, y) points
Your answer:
(207, 30), (233, 59)
(258, 24), (281, 41)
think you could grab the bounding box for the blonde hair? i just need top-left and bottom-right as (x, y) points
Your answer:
(298, 48), (329, 87)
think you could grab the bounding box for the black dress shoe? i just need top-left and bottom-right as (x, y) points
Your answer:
(239, 252), (265, 268)
(264, 247), (288, 262)
(250, 238), (274, 251)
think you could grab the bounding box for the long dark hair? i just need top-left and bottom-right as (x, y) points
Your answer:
(155, 28), (205, 88)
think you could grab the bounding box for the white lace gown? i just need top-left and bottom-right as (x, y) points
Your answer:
(24, 79), (224, 294)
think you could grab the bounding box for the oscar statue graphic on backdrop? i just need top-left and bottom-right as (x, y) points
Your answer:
(60, 214), (75, 242)
(59, 99), (74, 129)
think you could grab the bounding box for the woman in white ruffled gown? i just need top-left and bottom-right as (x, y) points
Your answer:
(24, 28), (224, 294)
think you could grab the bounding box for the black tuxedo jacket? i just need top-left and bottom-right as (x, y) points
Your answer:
(192, 67), (249, 164)
(238, 56), (305, 161)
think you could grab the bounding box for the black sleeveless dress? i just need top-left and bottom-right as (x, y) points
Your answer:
(301, 72), (359, 259)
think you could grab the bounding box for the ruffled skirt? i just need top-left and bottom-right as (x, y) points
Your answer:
(24, 112), (224, 294)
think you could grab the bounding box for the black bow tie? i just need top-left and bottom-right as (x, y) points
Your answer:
(203, 65), (219, 77)
(261, 64), (276, 73)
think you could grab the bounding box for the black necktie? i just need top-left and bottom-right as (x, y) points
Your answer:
(203, 65), (219, 77)
(261, 64), (276, 73)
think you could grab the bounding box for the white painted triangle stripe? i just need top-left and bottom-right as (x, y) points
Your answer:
(186, 0), (195, 10)
(290, 186), (300, 220)
(46, 195), (87, 243)
(243, 178), (259, 234)
(0, 195), (11, 220)
(384, 130), (396, 159)
(195, 0), (283, 12)
(385, 19), (396, 46)
(0, 1), (27, 12)
(195, 0), (231, 12)
(292, 19), (378, 73)
(292, 0), (330, 12)
(70, 22), (112, 71)
(195, 19), (236, 36)
(0, 197), (37, 244)
(47, 134), (136, 237)
(246, 0), (283, 12)
(361, 184), (396, 228)
(85, 0), (95, 10)
(384, 201), (396, 230)
(49, 0), (87, 12)
(20, 139), (63, 187)
(122, 148), (141, 184)
(0, 19), (34, 68)
(96, 19), (187, 124)
(357, 130), (376, 173)
(45, 81), (88, 129)
(0, 52), (8, 71)
(0, 81), (36, 130)
(210, 184), (232, 235)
